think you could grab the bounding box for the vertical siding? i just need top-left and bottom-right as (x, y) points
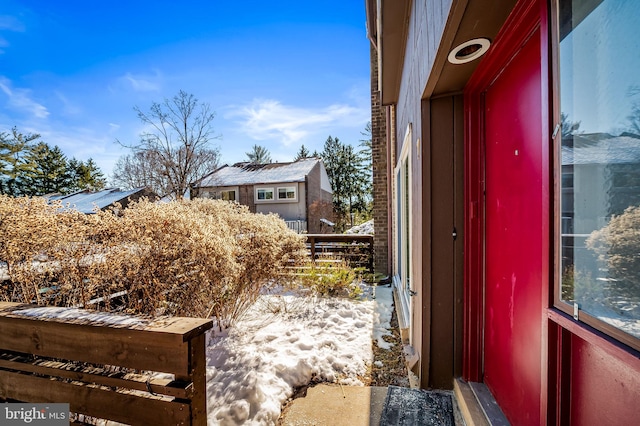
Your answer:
(306, 165), (334, 233)
(239, 185), (255, 213)
(396, 0), (452, 156)
(427, 95), (465, 389)
(255, 182), (306, 221)
(393, 0), (454, 386)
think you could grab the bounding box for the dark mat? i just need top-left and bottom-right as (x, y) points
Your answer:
(380, 385), (454, 426)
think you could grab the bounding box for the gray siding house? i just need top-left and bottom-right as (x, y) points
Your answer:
(191, 158), (333, 233)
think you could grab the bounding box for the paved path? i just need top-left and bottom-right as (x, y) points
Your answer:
(279, 384), (388, 425)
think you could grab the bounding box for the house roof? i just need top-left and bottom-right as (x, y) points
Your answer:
(562, 133), (640, 165)
(194, 157), (323, 188)
(48, 187), (153, 214)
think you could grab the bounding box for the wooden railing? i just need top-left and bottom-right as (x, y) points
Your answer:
(305, 234), (374, 271)
(0, 302), (212, 425)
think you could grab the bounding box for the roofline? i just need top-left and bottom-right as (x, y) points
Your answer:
(191, 157), (323, 189)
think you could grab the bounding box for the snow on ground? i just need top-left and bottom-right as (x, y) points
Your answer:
(205, 284), (394, 426)
(344, 219), (374, 235)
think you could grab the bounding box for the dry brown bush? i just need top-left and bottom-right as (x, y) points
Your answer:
(0, 195), (307, 325)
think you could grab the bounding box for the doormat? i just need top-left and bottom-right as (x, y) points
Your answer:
(380, 385), (454, 426)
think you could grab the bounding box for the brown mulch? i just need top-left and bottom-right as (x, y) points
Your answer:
(365, 294), (409, 387)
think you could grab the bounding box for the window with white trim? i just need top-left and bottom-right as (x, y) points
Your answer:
(255, 187), (274, 201)
(220, 190), (236, 201)
(277, 186), (297, 200)
(393, 124), (413, 342)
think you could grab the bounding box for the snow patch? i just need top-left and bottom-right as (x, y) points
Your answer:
(205, 285), (393, 425)
(344, 219), (374, 235)
(11, 306), (147, 327)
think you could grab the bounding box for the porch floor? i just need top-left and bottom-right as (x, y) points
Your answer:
(278, 383), (465, 425)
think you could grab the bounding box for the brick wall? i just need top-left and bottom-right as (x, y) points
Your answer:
(371, 43), (390, 276)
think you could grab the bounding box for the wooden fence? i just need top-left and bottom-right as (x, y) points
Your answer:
(305, 234), (374, 271)
(0, 302), (212, 425)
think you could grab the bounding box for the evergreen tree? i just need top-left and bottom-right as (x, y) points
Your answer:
(0, 127), (41, 196)
(22, 143), (72, 195)
(68, 158), (107, 193)
(1, 127), (108, 196)
(321, 135), (371, 230)
(246, 144), (272, 164)
(358, 122), (373, 199)
(294, 144), (311, 161)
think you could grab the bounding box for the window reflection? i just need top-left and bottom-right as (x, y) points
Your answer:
(559, 0), (640, 340)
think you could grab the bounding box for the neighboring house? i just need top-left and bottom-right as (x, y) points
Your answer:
(47, 187), (158, 214)
(561, 133), (640, 277)
(368, 0), (640, 425)
(191, 158), (333, 233)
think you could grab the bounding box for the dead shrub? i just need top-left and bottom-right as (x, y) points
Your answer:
(0, 195), (307, 325)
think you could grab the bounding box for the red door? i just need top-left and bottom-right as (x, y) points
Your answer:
(482, 28), (544, 424)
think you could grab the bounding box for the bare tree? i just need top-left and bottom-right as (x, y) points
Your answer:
(111, 151), (165, 193)
(117, 90), (221, 199)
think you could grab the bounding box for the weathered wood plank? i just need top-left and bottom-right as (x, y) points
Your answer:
(305, 233), (373, 242)
(0, 354), (191, 399)
(304, 234), (374, 271)
(0, 303), (213, 341)
(0, 304), (212, 375)
(144, 317), (213, 342)
(188, 334), (207, 426)
(0, 369), (192, 425)
(0, 315), (191, 375)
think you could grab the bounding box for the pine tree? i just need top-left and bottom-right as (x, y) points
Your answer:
(1, 127), (108, 197)
(246, 144), (272, 164)
(321, 135), (371, 230)
(68, 158), (107, 193)
(22, 143), (72, 195)
(0, 127), (41, 196)
(294, 144), (311, 161)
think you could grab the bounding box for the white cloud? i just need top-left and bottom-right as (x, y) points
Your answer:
(31, 125), (129, 178)
(117, 72), (161, 92)
(0, 15), (25, 54)
(0, 15), (25, 32)
(55, 91), (82, 116)
(0, 77), (49, 119)
(225, 99), (369, 146)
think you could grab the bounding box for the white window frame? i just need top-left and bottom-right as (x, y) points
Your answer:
(277, 186), (298, 201)
(255, 187), (274, 202)
(207, 187), (238, 201)
(220, 188), (237, 201)
(393, 123), (413, 343)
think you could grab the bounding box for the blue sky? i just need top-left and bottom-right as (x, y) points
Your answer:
(0, 1), (371, 181)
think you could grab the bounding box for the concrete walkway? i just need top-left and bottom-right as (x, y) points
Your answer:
(278, 384), (389, 426)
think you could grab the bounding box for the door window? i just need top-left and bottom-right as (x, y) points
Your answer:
(557, 0), (640, 349)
